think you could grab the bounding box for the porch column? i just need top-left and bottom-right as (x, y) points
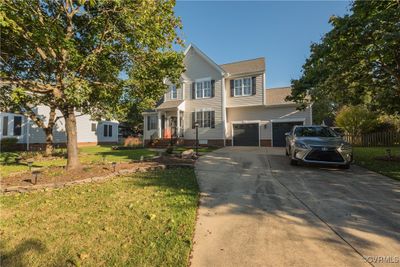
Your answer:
(157, 112), (162, 139)
(177, 109), (181, 137)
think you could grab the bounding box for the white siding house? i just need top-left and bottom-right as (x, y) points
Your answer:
(0, 105), (119, 150)
(143, 44), (312, 147)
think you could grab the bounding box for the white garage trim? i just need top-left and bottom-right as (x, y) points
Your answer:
(271, 119), (305, 147)
(231, 121), (261, 147)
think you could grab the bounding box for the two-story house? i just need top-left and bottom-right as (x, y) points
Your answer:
(143, 44), (312, 147)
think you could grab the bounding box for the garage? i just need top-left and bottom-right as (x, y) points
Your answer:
(272, 121), (304, 147)
(233, 123), (259, 146)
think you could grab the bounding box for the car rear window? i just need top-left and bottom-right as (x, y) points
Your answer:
(294, 127), (338, 137)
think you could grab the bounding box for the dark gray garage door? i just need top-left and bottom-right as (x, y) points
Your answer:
(233, 123), (259, 146)
(272, 121), (303, 147)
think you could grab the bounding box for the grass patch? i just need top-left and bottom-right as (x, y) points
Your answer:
(353, 146), (400, 180)
(0, 168), (199, 266)
(0, 146), (157, 177)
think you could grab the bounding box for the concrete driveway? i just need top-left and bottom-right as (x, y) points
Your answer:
(190, 147), (400, 267)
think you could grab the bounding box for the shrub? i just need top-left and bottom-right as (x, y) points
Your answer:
(0, 137), (19, 152)
(166, 145), (174, 154)
(123, 136), (142, 147)
(335, 106), (378, 136)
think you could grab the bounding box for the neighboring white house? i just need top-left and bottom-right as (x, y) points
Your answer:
(142, 44), (312, 147)
(0, 105), (119, 150)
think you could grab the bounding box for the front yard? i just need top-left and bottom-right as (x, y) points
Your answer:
(353, 146), (400, 180)
(0, 146), (157, 177)
(0, 168), (199, 266)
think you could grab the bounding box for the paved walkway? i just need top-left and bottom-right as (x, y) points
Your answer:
(190, 147), (400, 267)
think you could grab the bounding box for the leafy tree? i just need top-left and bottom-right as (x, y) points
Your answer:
(1, 0), (184, 169)
(288, 0), (400, 116)
(335, 106), (378, 136)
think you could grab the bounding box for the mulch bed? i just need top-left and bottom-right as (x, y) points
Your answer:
(0, 155), (196, 190)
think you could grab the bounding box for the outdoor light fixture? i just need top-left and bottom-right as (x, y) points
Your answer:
(386, 148), (392, 159)
(194, 121), (199, 156)
(32, 170), (40, 185)
(27, 160), (33, 171)
(140, 155), (144, 161)
(112, 162), (117, 172)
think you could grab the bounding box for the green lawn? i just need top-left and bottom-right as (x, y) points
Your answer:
(353, 146), (400, 180)
(0, 146), (157, 177)
(0, 168), (199, 267)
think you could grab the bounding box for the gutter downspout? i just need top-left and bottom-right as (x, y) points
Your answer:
(26, 117), (30, 151)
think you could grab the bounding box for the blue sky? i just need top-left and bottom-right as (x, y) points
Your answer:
(175, 1), (351, 88)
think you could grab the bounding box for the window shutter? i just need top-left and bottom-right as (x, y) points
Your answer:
(211, 80), (215, 97)
(230, 80), (234, 97)
(103, 124), (108, 137)
(108, 125), (113, 137)
(252, 77), (256, 95)
(147, 116), (150, 131)
(192, 112), (195, 129)
(191, 83), (196, 99)
(211, 111), (215, 128)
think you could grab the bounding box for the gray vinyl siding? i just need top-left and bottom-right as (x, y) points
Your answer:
(226, 105), (312, 140)
(183, 80), (223, 140)
(226, 74), (264, 107)
(1, 105), (119, 144)
(182, 49), (224, 140)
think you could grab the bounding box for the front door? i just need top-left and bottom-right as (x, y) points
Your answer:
(170, 117), (177, 138)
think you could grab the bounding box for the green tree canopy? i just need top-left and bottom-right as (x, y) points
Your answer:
(1, 0), (184, 169)
(335, 105), (378, 136)
(288, 0), (400, 116)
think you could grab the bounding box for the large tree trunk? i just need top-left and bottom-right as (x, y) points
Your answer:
(65, 107), (81, 170)
(44, 128), (54, 156)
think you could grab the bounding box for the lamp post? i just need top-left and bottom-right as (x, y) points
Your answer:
(194, 121), (199, 156)
(27, 160), (33, 171)
(112, 162), (117, 172)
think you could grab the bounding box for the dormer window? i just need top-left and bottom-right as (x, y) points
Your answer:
(170, 85), (177, 99)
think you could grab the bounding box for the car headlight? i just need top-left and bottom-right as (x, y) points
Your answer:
(294, 141), (309, 149)
(339, 143), (352, 151)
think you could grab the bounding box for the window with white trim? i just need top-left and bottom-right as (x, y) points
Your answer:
(170, 85), (177, 99)
(234, 77), (252, 96)
(148, 116), (157, 130)
(196, 79), (211, 99)
(192, 109), (215, 128)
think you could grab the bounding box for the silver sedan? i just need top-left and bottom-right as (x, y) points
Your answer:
(285, 125), (353, 168)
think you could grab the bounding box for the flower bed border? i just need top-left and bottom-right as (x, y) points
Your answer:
(1, 164), (166, 194)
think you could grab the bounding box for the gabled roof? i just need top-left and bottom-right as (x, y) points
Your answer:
(155, 100), (184, 110)
(265, 87), (294, 106)
(184, 44), (225, 75)
(220, 58), (265, 76)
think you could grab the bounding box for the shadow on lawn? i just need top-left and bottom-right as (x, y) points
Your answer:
(0, 239), (46, 267)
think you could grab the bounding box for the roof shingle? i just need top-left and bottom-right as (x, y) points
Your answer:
(265, 87), (294, 105)
(220, 58), (265, 75)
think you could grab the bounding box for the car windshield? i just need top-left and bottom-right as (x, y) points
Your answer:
(294, 126), (338, 137)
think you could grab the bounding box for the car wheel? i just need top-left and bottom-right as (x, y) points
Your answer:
(290, 159), (298, 166)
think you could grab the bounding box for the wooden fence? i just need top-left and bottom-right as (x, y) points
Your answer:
(343, 131), (400, 147)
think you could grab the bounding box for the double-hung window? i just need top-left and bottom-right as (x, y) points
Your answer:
(148, 116), (157, 130)
(170, 85), (177, 99)
(103, 124), (112, 137)
(234, 77), (252, 96)
(192, 109), (215, 128)
(195, 79), (212, 99)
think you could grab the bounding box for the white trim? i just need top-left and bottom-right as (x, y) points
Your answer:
(184, 44), (225, 75)
(270, 119), (305, 147)
(262, 73), (266, 105)
(231, 121), (261, 147)
(233, 77), (252, 97)
(194, 78), (212, 99)
(221, 77), (226, 146)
